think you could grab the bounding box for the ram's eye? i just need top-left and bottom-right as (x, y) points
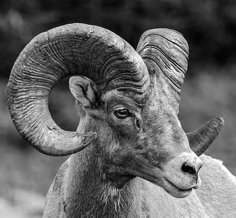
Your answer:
(114, 108), (131, 119)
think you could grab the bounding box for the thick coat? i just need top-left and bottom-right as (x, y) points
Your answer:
(44, 154), (236, 217)
(7, 23), (235, 218)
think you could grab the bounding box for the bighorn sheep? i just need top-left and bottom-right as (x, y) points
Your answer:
(7, 23), (236, 217)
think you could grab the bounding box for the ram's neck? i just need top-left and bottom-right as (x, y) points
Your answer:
(64, 145), (143, 217)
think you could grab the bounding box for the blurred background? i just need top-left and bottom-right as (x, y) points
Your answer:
(0, 0), (236, 217)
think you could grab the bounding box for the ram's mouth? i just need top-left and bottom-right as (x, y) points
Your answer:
(134, 170), (194, 198)
(116, 161), (197, 198)
(162, 178), (193, 198)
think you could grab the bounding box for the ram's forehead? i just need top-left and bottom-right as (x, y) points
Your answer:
(102, 89), (150, 108)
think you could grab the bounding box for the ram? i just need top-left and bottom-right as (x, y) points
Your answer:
(7, 23), (236, 217)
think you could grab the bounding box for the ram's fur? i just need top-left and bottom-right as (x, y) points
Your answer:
(44, 155), (236, 217)
(7, 23), (236, 217)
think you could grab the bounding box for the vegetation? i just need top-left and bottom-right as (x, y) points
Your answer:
(1, 0), (236, 77)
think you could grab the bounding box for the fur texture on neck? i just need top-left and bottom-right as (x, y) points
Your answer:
(63, 146), (142, 218)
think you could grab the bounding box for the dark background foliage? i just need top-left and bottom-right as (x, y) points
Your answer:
(0, 1), (235, 217)
(1, 0), (236, 78)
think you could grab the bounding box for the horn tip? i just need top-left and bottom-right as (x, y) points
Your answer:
(211, 117), (224, 126)
(209, 117), (224, 133)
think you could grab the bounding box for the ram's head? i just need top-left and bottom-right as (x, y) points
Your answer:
(7, 24), (223, 198)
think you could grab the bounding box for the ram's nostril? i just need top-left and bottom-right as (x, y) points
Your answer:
(181, 162), (197, 176)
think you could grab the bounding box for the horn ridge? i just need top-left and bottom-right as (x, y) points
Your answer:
(137, 28), (189, 111)
(141, 31), (189, 56)
(7, 23), (149, 156)
(140, 44), (187, 75)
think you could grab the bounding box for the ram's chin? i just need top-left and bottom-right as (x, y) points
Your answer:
(128, 166), (194, 198)
(161, 178), (193, 198)
(147, 177), (193, 198)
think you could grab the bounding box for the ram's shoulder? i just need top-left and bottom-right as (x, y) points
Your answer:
(196, 154), (236, 217)
(43, 158), (71, 218)
(199, 154), (236, 189)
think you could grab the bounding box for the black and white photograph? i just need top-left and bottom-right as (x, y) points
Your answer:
(0, 0), (236, 217)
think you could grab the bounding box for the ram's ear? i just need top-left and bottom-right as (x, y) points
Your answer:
(69, 76), (98, 108)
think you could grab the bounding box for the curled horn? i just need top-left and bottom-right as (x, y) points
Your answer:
(136, 28), (224, 155)
(7, 23), (149, 156)
(137, 28), (188, 113)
